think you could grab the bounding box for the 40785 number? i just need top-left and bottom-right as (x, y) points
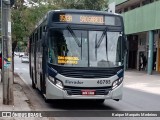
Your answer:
(97, 80), (111, 84)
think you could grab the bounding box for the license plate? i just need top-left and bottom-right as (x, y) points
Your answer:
(81, 90), (95, 95)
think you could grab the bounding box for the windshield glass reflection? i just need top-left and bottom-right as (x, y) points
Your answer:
(48, 29), (122, 67)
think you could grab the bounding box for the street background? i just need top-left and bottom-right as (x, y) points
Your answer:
(0, 56), (160, 120)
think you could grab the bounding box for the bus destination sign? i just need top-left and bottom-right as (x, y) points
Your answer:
(52, 13), (121, 26)
(59, 14), (104, 25)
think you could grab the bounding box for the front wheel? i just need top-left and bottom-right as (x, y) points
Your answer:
(32, 79), (36, 89)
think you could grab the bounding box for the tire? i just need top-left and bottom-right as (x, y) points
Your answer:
(32, 79), (36, 89)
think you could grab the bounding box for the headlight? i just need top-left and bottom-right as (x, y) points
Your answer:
(48, 76), (56, 84)
(56, 80), (63, 89)
(48, 76), (63, 89)
(112, 77), (123, 89)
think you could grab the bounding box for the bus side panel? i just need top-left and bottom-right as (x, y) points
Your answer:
(42, 29), (49, 94)
(36, 39), (45, 93)
(36, 39), (41, 90)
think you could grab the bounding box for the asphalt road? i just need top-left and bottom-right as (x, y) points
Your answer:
(14, 56), (160, 120)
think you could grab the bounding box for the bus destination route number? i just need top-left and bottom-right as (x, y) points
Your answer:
(97, 80), (111, 84)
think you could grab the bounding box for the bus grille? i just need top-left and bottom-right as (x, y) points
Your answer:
(61, 70), (115, 78)
(48, 64), (123, 78)
(64, 86), (112, 95)
(60, 69), (117, 78)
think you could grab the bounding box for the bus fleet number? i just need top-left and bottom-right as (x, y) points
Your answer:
(97, 80), (111, 84)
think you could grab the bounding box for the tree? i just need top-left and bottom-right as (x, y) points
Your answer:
(11, 0), (109, 49)
(83, 0), (108, 10)
(12, 1), (52, 50)
(51, 0), (108, 10)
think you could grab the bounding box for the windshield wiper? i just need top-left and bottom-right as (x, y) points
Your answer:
(95, 27), (107, 48)
(105, 33), (110, 67)
(95, 28), (111, 67)
(67, 26), (81, 47)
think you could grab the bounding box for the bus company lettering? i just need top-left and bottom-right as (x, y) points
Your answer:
(65, 80), (83, 84)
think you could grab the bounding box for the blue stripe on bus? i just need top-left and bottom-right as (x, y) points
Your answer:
(117, 69), (124, 78)
(48, 67), (58, 77)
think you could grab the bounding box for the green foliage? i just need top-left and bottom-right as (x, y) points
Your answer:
(83, 0), (108, 10)
(11, 0), (108, 50)
(51, 0), (108, 10)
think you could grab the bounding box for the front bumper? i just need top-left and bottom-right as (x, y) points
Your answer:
(46, 78), (123, 100)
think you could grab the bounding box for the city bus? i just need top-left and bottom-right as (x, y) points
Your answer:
(29, 9), (126, 103)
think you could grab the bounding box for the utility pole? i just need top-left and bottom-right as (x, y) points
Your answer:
(2, 0), (14, 105)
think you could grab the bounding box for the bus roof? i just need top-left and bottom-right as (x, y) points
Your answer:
(49, 9), (122, 17)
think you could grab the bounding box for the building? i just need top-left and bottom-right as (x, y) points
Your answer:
(109, 0), (160, 74)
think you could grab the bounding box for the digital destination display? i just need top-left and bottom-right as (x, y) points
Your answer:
(59, 14), (104, 24)
(52, 13), (121, 26)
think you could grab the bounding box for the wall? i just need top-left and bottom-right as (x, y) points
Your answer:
(122, 1), (160, 34)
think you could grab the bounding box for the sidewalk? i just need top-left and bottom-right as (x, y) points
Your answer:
(124, 70), (160, 95)
(0, 74), (53, 120)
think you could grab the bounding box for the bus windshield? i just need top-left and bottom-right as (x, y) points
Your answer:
(49, 28), (123, 67)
